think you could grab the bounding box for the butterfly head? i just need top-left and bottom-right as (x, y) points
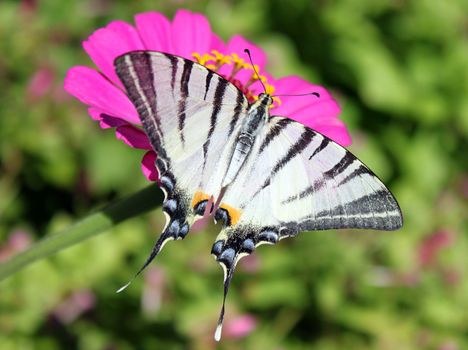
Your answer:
(258, 93), (273, 107)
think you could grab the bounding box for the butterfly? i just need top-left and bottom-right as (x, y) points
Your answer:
(114, 50), (403, 341)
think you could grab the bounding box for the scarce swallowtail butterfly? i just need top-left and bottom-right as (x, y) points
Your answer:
(114, 50), (403, 341)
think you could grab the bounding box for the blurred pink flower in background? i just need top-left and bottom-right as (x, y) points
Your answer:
(369, 228), (458, 288)
(438, 341), (459, 350)
(20, 0), (37, 16)
(0, 230), (33, 262)
(27, 66), (55, 102)
(64, 9), (351, 182)
(223, 314), (257, 339)
(52, 289), (96, 324)
(239, 254), (261, 273)
(457, 174), (468, 199)
(141, 266), (166, 315)
(418, 229), (454, 268)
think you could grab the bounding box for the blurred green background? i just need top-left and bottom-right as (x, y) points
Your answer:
(1, 0), (467, 349)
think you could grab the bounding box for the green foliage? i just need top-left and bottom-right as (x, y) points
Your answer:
(1, 0), (467, 349)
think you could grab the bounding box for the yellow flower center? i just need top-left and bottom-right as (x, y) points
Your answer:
(192, 50), (281, 108)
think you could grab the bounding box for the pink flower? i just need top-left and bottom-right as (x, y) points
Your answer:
(141, 266), (166, 315)
(418, 229), (454, 268)
(64, 10), (351, 182)
(52, 289), (96, 324)
(27, 66), (55, 101)
(223, 314), (257, 339)
(0, 230), (33, 262)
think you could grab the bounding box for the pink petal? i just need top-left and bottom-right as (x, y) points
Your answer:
(219, 35), (268, 88)
(64, 66), (140, 125)
(83, 21), (145, 87)
(135, 12), (173, 52)
(273, 76), (339, 117)
(210, 33), (227, 52)
(287, 105), (351, 146)
(141, 151), (159, 182)
(115, 124), (153, 150)
(226, 35), (266, 68)
(88, 108), (129, 129)
(115, 125), (152, 150)
(313, 122), (352, 147)
(171, 10), (212, 60)
(271, 75), (351, 146)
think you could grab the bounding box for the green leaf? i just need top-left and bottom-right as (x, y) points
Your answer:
(0, 185), (163, 282)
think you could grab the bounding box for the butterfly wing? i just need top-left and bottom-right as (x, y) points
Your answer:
(114, 51), (248, 281)
(215, 116), (402, 250)
(210, 116), (402, 338)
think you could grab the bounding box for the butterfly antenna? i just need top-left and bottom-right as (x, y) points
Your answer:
(272, 92), (321, 98)
(116, 230), (173, 293)
(244, 49), (267, 93)
(214, 261), (236, 341)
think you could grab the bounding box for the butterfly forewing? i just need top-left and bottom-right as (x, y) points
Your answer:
(115, 51), (248, 215)
(114, 51), (248, 284)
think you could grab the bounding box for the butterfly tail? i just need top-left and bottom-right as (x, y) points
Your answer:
(211, 230), (257, 341)
(116, 218), (190, 293)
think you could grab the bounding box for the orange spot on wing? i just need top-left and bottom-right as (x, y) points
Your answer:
(220, 203), (243, 226)
(192, 191), (211, 208)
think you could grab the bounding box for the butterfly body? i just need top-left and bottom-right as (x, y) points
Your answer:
(222, 93), (271, 188)
(114, 51), (403, 340)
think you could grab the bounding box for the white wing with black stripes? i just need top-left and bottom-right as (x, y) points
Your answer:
(213, 117), (402, 254)
(114, 51), (248, 282)
(209, 117), (402, 339)
(216, 116), (402, 239)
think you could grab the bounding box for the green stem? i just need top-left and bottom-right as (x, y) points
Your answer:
(0, 185), (163, 282)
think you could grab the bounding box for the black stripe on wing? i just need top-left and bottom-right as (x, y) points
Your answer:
(293, 188), (403, 231)
(204, 70), (214, 100)
(114, 52), (167, 159)
(323, 152), (355, 178)
(202, 78), (229, 167)
(228, 89), (247, 137)
(177, 59), (194, 146)
(257, 127), (316, 193)
(308, 137), (329, 160)
(259, 118), (293, 154)
(281, 179), (326, 204)
(168, 54), (179, 93)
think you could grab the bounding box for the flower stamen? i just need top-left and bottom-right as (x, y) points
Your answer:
(192, 50), (281, 108)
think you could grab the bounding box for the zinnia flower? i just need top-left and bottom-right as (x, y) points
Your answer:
(64, 9), (351, 182)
